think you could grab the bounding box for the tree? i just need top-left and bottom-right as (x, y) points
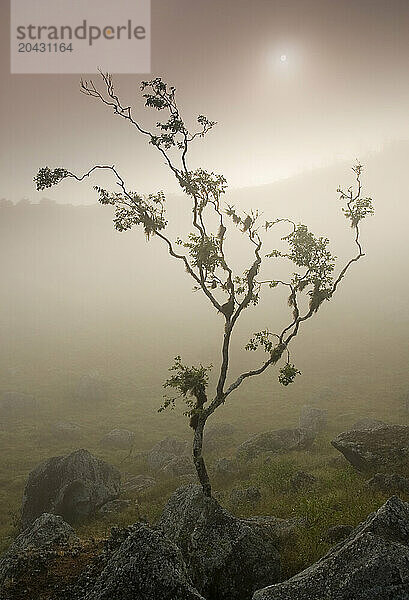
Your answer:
(35, 73), (374, 497)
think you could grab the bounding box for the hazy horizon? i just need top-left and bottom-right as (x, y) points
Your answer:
(1, 0), (409, 203)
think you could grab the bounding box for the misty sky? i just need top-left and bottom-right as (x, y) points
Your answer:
(1, 0), (408, 203)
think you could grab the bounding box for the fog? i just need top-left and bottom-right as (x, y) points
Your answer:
(1, 140), (408, 417)
(2, 0), (409, 596)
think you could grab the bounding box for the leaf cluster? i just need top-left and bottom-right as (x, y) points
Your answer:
(278, 363), (301, 386)
(34, 167), (69, 190)
(178, 233), (222, 274)
(342, 197), (374, 228)
(94, 187), (167, 239)
(141, 78), (216, 150)
(160, 356), (212, 412)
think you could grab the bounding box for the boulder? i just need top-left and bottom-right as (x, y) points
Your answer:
(161, 455), (196, 477)
(121, 474), (157, 493)
(350, 418), (387, 431)
(246, 515), (302, 543)
(158, 484), (280, 600)
(325, 524), (354, 544)
(299, 406), (327, 433)
(331, 425), (409, 473)
(0, 513), (77, 586)
(238, 428), (315, 461)
(289, 471), (317, 491)
(21, 449), (121, 527)
(5, 513), (76, 556)
(78, 523), (205, 600)
(146, 437), (189, 470)
(253, 496), (409, 600)
(230, 486), (262, 505)
(100, 428), (136, 450)
(367, 472), (409, 494)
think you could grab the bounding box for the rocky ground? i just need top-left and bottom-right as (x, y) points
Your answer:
(1, 405), (409, 599)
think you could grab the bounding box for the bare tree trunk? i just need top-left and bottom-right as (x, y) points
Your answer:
(192, 417), (211, 497)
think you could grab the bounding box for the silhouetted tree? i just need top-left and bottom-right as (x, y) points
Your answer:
(35, 73), (374, 496)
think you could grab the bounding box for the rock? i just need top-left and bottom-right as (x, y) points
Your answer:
(53, 421), (83, 440)
(325, 524), (354, 544)
(289, 471), (317, 491)
(98, 499), (133, 514)
(299, 406), (327, 433)
(77, 523), (205, 600)
(203, 422), (236, 451)
(158, 484), (280, 600)
(146, 437), (190, 470)
(162, 455), (196, 477)
(253, 496), (409, 600)
(213, 457), (238, 474)
(230, 486), (262, 505)
(121, 474), (157, 493)
(331, 425), (409, 473)
(246, 516), (302, 542)
(367, 473), (409, 494)
(21, 449), (121, 527)
(238, 428), (316, 461)
(76, 372), (107, 403)
(6, 513), (77, 556)
(100, 428), (136, 450)
(350, 418), (387, 431)
(0, 391), (36, 413)
(0, 513), (78, 585)
(178, 473), (198, 485)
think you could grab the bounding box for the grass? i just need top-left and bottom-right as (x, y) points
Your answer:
(0, 356), (408, 580)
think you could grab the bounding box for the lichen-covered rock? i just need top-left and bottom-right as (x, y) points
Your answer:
(331, 425), (409, 473)
(246, 515), (302, 543)
(350, 418), (387, 431)
(367, 472), (409, 494)
(299, 406), (327, 433)
(253, 496), (409, 600)
(100, 429), (136, 450)
(325, 524), (354, 544)
(80, 523), (205, 600)
(237, 428), (315, 461)
(158, 484), (280, 600)
(7, 513), (77, 556)
(0, 513), (78, 586)
(21, 449), (121, 527)
(146, 437), (189, 470)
